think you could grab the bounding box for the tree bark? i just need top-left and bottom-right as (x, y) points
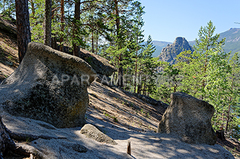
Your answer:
(44, 0), (52, 46)
(60, 0), (64, 51)
(96, 30), (99, 54)
(15, 0), (31, 63)
(91, 31), (94, 53)
(73, 0), (80, 56)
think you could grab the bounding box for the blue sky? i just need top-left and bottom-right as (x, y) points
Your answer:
(139, 0), (240, 42)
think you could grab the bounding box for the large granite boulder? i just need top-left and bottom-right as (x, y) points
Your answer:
(79, 48), (117, 77)
(158, 92), (216, 145)
(0, 42), (97, 128)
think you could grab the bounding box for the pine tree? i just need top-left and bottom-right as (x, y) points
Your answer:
(175, 21), (225, 99)
(139, 35), (159, 95)
(44, 0), (52, 46)
(15, 0), (31, 63)
(72, 0), (80, 56)
(29, 0), (45, 44)
(155, 61), (180, 104)
(59, 0), (64, 51)
(104, 0), (145, 88)
(0, 0), (15, 17)
(174, 21), (240, 137)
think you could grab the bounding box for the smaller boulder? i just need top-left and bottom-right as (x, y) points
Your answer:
(158, 92), (216, 145)
(79, 49), (117, 77)
(80, 124), (117, 145)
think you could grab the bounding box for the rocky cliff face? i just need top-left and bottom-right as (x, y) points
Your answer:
(158, 37), (193, 64)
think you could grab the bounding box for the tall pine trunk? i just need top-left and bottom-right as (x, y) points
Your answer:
(60, 0), (64, 51)
(114, 0), (123, 88)
(225, 74), (234, 132)
(73, 0), (80, 56)
(134, 35), (138, 93)
(44, 0), (52, 46)
(15, 0), (31, 63)
(96, 30), (99, 54)
(91, 31), (94, 53)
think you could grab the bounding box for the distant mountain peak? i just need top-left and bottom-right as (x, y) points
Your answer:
(152, 28), (240, 61)
(158, 37), (193, 64)
(174, 37), (187, 43)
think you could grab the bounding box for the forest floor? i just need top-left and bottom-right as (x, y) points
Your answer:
(0, 15), (240, 158)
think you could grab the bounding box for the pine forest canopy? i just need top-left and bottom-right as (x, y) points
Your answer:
(0, 0), (239, 140)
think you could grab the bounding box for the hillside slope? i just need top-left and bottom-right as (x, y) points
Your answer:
(88, 82), (166, 132)
(0, 15), (18, 82)
(189, 28), (240, 59)
(220, 28), (240, 58)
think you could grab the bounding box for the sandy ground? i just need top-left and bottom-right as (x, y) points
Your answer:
(0, 108), (234, 159)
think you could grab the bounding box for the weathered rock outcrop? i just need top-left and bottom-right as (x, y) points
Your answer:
(80, 124), (117, 145)
(158, 37), (193, 64)
(0, 15), (17, 36)
(46, 42), (117, 77)
(79, 48), (117, 77)
(0, 42), (97, 128)
(158, 92), (216, 145)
